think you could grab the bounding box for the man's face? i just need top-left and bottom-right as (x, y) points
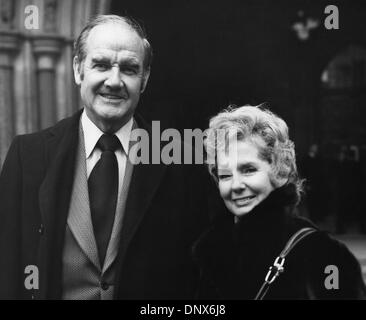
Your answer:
(73, 22), (150, 132)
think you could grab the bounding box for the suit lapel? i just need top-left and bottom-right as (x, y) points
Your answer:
(113, 117), (167, 297)
(102, 141), (135, 273)
(115, 157), (167, 270)
(37, 110), (82, 299)
(67, 125), (100, 271)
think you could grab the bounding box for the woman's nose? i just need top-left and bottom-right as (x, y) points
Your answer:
(105, 67), (123, 89)
(231, 174), (245, 191)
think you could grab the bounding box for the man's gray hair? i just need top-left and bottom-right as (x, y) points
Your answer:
(73, 14), (153, 71)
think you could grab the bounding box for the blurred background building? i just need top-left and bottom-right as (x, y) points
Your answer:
(0, 0), (365, 277)
(0, 0), (111, 165)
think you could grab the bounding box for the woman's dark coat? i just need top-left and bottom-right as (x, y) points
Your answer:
(193, 185), (366, 299)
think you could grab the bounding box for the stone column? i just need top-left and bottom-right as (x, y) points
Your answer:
(32, 36), (63, 129)
(0, 30), (19, 166)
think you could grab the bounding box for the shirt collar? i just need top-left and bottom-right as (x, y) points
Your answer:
(81, 109), (133, 159)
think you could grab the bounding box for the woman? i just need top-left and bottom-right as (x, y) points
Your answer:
(193, 105), (366, 299)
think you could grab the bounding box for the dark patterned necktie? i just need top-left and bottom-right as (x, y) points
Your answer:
(88, 134), (121, 266)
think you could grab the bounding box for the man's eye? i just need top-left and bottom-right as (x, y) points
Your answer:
(94, 63), (109, 70)
(121, 67), (138, 75)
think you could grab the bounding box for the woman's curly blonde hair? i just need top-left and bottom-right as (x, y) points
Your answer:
(205, 104), (303, 201)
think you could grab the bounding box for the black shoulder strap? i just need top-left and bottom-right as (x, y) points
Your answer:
(254, 227), (317, 300)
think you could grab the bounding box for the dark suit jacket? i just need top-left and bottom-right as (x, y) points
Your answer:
(0, 110), (209, 299)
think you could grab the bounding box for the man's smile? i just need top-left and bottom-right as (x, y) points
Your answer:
(98, 92), (126, 100)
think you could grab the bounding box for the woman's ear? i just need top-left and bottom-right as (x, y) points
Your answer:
(271, 171), (288, 188)
(276, 177), (288, 188)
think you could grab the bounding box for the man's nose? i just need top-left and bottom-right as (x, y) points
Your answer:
(105, 66), (123, 89)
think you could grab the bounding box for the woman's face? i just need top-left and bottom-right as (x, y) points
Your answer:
(217, 139), (275, 218)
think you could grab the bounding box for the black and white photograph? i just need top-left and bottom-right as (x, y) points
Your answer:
(0, 0), (365, 305)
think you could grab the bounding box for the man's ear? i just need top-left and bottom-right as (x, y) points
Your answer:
(73, 56), (82, 85)
(140, 68), (150, 93)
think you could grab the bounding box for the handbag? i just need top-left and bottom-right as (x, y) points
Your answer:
(254, 227), (317, 300)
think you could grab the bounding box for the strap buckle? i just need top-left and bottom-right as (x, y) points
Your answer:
(265, 256), (285, 284)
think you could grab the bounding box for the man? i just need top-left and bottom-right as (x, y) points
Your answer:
(0, 15), (208, 299)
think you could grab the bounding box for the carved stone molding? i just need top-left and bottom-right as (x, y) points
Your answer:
(31, 35), (64, 128)
(32, 35), (64, 55)
(0, 30), (20, 57)
(32, 35), (64, 69)
(0, 0), (15, 30)
(44, 0), (58, 33)
(0, 29), (19, 166)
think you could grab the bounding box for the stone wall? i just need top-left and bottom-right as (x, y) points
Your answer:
(0, 0), (111, 166)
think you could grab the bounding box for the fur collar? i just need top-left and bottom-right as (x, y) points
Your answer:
(192, 184), (314, 298)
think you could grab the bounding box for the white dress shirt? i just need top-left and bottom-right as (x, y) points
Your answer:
(81, 110), (133, 196)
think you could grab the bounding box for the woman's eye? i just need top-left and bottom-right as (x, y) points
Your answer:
(243, 167), (257, 174)
(218, 174), (231, 180)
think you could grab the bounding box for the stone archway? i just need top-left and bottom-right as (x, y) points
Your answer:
(0, 0), (112, 166)
(320, 45), (366, 150)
